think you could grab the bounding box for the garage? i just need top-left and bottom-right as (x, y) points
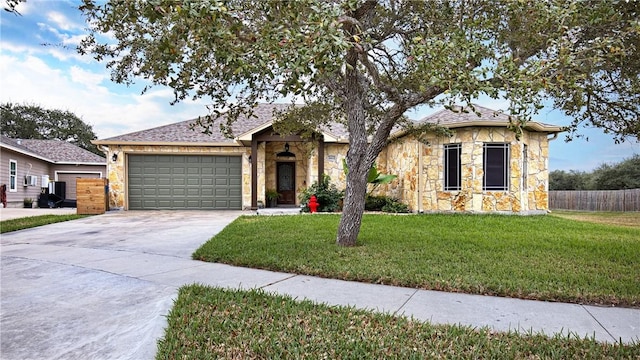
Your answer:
(127, 155), (242, 210)
(56, 172), (102, 200)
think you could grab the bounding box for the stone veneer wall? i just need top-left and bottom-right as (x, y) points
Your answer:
(377, 127), (551, 213)
(105, 129), (550, 213)
(105, 145), (251, 210)
(264, 141), (308, 205)
(322, 143), (349, 187)
(376, 140), (420, 209)
(270, 142), (350, 205)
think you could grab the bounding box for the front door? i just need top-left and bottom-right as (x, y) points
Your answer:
(277, 162), (296, 205)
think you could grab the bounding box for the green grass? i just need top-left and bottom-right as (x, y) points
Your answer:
(193, 214), (640, 307)
(550, 210), (640, 228)
(0, 214), (89, 233)
(157, 284), (640, 359)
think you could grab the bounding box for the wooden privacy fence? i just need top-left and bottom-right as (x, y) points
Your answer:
(549, 189), (640, 212)
(77, 178), (109, 215)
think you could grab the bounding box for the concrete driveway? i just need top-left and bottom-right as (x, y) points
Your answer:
(3, 210), (638, 359)
(1, 210), (246, 360)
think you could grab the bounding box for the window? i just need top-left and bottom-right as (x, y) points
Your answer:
(444, 144), (461, 191)
(9, 159), (17, 192)
(483, 143), (510, 191)
(522, 144), (528, 189)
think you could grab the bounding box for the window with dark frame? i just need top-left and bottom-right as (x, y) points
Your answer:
(483, 143), (510, 191)
(444, 143), (461, 191)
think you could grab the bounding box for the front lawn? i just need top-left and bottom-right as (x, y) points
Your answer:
(157, 285), (639, 359)
(193, 214), (640, 307)
(550, 210), (640, 228)
(0, 214), (88, 233)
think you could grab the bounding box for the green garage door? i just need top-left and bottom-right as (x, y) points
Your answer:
(128, 155), (242, 210)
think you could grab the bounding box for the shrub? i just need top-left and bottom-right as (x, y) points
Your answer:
(299, 174), (344, 212)
(381, 199), (410, 213)
(365, 195), (410, 213)
(365, 195), (388, 211)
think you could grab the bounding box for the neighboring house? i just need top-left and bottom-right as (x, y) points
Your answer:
(93, 103), (563, 213)
(0, 136), (106, 208)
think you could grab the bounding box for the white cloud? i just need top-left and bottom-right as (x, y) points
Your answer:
(63, 33), (87, 47)
(0, 41), (34, 56)
(0, 52), (208, 139)
(12, 0), (34, 15)
(46, 10), (81, 32)
(32, 21), (88, 62)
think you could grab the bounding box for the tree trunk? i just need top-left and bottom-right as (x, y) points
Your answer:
(335, 3), (379, 246)
(335, 52), (371, 246)
(336, 159), (369, 246)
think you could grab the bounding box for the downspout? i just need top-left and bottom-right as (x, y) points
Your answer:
(418, 141), (423, 213)
(544, 132), (560, 210)
(546, 132), (560, 182)
(99, 145), (113, 210)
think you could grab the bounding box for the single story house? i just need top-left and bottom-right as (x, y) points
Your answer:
(1, 136), (107, 208)
(93, 103), (563, 213)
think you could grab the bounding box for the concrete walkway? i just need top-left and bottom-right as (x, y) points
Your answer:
(0, 207), (77, 221)
(1, 211), (638, 359)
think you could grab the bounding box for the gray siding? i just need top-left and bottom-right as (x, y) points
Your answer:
(1, 149), (49, 206)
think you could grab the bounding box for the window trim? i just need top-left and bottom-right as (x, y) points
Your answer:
(522, 144), (528, 190)
(444, 143), (462, 191)
(9, 159), (17, 192)
(483, 143), (510, 191)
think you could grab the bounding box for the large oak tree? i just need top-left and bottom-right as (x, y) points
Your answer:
(79, 0), (639, 246)
(1, 102), (103, 156)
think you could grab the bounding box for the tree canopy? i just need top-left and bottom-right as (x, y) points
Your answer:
(549, 170), (592, 191)
(550, 155), (640, 190)
(591, 155), (640, 190)
(79, 0), (639, 245)
(0, 102), (103, 156)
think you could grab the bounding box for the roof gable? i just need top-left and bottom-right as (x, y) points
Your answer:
(0, 136), (105, 164)
(98, 103), (292, 145)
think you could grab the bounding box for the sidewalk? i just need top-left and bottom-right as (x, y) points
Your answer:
(0, 207), (77, 221)
(1, 211), (638, 359)
(4, 242), (639, 345)
(122, 263), (640, 345)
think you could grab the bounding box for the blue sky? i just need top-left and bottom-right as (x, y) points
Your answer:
(1, 1), (637, 171)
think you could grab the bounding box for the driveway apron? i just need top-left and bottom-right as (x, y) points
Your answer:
(1, 210), (244, 360)
(2, 210), (638, 359)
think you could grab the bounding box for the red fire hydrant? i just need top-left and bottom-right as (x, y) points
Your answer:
(308, 195), (318, 213)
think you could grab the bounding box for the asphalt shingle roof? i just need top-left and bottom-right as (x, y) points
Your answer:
(1, 135), (105, 164)
(97, 103), (561, 145)
(420, 104), (560, 130)
(101, 103), (295, 144)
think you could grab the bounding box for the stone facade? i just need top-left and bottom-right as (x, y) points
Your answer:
(264, 141), (309, 205)
(374, 128), (551, 213)
(105, 145), (250, 210)
(103, 127), (551, 213)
